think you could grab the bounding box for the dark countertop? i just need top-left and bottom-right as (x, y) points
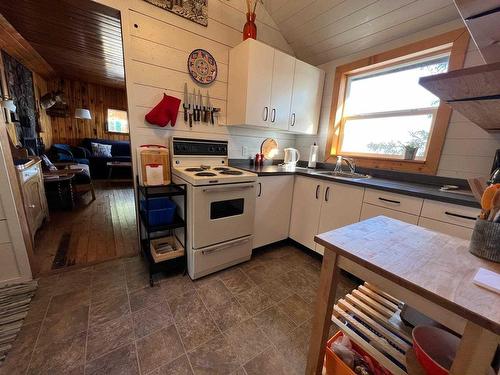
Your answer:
(231, 163), (480, 208)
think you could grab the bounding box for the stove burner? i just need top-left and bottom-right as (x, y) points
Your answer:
(213, 167), (230, 171)
(186, 168), (204, 172)
(220, 170), (243, 175)
(195, 172), (217, 177)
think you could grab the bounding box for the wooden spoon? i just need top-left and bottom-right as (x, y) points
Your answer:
(488, 189), (500, 221)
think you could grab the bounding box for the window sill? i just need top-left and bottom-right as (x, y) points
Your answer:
(325, 155), (432, 174)
(105, 131), (129, 135)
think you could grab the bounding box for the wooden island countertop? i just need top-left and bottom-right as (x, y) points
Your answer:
(306, 216), (500, 375)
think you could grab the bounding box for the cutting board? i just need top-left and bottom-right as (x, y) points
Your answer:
(137, 145), (171, 186)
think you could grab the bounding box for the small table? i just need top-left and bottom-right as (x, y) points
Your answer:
(306, 216), (500, 375)
(107, 161), (132, 180)
(43, 173), (75, 210)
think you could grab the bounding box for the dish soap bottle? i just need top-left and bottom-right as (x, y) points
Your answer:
(308, 142), (318, 169)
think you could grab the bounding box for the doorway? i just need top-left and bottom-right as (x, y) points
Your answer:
(0, 0), (138, 275)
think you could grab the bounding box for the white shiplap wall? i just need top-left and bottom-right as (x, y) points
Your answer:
(295, 20), (500, 179)
(94, 0), (296, 162)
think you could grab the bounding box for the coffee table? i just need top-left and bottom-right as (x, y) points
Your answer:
(106, 161), (132, 180)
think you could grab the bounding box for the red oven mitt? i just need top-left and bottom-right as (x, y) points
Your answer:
(145, 94), (181, 127)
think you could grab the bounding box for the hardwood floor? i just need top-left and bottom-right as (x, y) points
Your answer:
(33, 181), (138, 275)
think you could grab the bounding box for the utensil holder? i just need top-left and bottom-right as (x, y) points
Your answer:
(469, 219), (500, 263)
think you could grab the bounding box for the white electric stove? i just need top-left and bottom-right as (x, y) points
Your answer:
(170, 137), (257, 279)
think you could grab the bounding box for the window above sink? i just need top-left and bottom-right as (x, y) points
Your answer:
(326, 28), (470, 175)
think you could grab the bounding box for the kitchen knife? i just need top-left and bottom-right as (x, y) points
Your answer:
(192, 88), (198, 122)
(188, 93), (193, 127)
(206, 91), (213, 125)
(183, 83), (189, 122)
(198, 90), (205, 122)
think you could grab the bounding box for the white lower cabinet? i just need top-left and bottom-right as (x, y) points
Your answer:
(260, 175), (480, 253)
(253, 175), (294, 248)
(289, 176), (364, 253)
(418, 217), (474, 240)
(418, 200), (479, 240)
(316, 182), (364, 254)
(289, 176), (323, 251)
(360, 203), (419, 225)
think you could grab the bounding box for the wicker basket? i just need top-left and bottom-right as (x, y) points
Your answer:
(469, 219), (500, 263)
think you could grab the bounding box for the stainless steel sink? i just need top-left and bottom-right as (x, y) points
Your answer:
(313, 171), (371, 179)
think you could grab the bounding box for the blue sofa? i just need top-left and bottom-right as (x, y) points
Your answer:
(79, 138), (132, 179)
(49, 144), (90, 165)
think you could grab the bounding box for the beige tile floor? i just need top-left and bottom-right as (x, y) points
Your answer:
(0, 244), (357, 375)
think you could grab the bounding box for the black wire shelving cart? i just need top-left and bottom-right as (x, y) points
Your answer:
(136, 177), (187, 286)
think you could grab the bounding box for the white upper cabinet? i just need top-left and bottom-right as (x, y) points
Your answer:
(269, 50), (295, 131)
(289, 60), (325, 134)
(227, 39), (274, 128)
(227, 39), (324, 134)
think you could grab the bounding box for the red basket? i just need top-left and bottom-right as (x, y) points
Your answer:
(325, 332), (393, 375)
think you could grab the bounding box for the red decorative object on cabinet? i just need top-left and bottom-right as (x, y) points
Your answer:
(243, 12), (257, 40)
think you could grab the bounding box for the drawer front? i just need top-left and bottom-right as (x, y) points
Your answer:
(418, 217), (473, 240)
(0, 220), (10, 244)
(360, 203), (419, 225)
(363, 189), (423, 216)
(420, 200), (479, 229)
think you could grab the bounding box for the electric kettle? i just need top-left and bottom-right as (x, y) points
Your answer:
(283, 148), (300, 165)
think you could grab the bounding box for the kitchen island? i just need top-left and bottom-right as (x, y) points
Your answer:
(306, 216), (500, 375)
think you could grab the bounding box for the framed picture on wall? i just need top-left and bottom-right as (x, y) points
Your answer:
(106, 108), (129, 134)
(143, 0), (208, 27)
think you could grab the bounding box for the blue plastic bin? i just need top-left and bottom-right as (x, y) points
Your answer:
(141, 197), (176, 226)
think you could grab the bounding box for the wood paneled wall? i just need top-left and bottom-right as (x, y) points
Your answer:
(47, 79), (128, 146)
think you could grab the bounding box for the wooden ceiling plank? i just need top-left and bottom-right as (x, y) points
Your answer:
(0, 14), (56, 78)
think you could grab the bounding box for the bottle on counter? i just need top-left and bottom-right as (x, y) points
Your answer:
(254, 153), (262, 166)
(308, 142), (318, 169)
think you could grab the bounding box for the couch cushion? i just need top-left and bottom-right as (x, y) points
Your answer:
(81, 138), (131, 157)
(91, 142), (112, 157)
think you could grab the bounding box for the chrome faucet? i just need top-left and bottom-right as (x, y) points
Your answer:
(333, 156), (356, 174)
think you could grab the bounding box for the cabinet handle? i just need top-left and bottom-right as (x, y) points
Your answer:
(271, 108), (276, 123)
(315, 184), (320, 200)
(325, 186), (330, 202)
(378, 197), (400, 205)
(291, 113), (296, 126)
(445, 211), (476, 221)
(257, 182), (262, 197)
(28, 204), (36, 208)
(263, 107), (269, 121)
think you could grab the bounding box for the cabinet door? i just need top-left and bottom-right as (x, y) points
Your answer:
(24, 178), (44, 233)
(245, 40), (274, 127)
(253, 175), (294, 248)
(289, 176), (322, 250)
(269, 50), (295, 131)
(360, 203), (419, 225)
(316, 182), (364, 254)
(289, 60), (325, 134)
(418, 217), (473, 240)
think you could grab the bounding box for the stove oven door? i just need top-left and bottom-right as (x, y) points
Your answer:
(192, 182), (256, 249)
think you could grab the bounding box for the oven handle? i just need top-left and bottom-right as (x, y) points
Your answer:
(202, 184), (255, 193)
(201, 237), (251, 255)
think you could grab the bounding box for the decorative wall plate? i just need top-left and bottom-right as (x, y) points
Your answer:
(187, 49), (217, 85)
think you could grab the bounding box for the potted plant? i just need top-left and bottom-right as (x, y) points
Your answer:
(400, 130), (429, 160)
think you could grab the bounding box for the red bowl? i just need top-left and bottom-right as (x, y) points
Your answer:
(412, 326), (460, 375)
